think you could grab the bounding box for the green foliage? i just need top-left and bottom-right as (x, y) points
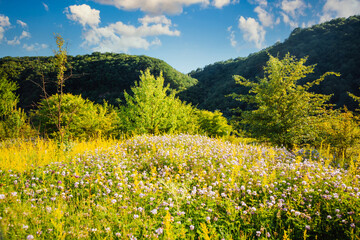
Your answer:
(317, 107), (360, 160)
(0, 70), (35, 139)
(196, 110), (232, 137)
(120, 69), (197, 135)
(0, 70), (18, 118)
(32, 93), (119, 140)
(0, 108), (35, 140)
(186, 15), (360, 115)
(233, 53), (339, 148)
(0, 53), (197, 112)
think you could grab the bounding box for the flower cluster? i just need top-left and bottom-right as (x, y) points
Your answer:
(0, 134), (359, 239)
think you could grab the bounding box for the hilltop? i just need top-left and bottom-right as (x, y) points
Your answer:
(182, 16), (360, 116)
(0, 53), (197, 110)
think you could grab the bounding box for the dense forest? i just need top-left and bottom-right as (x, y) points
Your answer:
(184, 15), (360, 116)
(1, 16), (359, 117)
(0, 53), (197, 111)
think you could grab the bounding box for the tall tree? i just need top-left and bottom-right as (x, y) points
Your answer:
(121, 69), (196, 135)
(232, 53), (339, 148)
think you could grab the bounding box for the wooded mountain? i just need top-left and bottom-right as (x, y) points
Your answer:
(0, 53), (197, 110)
(182, 15), (360, 116)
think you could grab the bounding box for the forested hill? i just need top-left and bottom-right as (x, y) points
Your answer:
(182, 15), (360, 116)
(0, 53), (197, 110)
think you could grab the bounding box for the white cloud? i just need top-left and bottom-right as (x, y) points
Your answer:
(7, 31), (31, 46)
(0, 14), (10, 27)
(320, 0), (360, 22)
(7, 38), (20, 46)
(254, 6), (274, 27)
(20, 31), (31, 40)
(42, 2), (49, 11)
(65, 4), (101, 28)
(213, 0), (239, 8)
(281, 12), (298, 28)
(139, 15), (172, 26)
(66, 4), (181, 52)
(281, 0), (306, 17)
(227, 26), (237, 47)
(0, 14), (11, 41)
(238, 16), (265, 48)
(17, 20), (27, 28)
(92, 0), (210, 15)
(255, 0), (267, 6)
(23, 43), (48, 51)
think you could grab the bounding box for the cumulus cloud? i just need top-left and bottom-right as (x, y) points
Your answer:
(320, 0), (360, 22)
(227, 26), (237, 47)
(7, 38), (20, 46)
(65, 4), (101, 28)
(254, 6), (274, 27)
(91, 0), (210, 15)
(0, 14), (11, 41)
(281, 12), (298, 28)
(17, 20), (27, 28)
(281, 0), (306, 17)
(238, 16), (265, 48)
(66, 4), (181, 52)
(23, 43), (48, 51)
(212, 0), (238, 8)
(43, 2), (49, 11)
(7, 31), (31, 46)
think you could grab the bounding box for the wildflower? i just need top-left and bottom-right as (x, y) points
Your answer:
(111, 199), (117, 204)
(23, 224), (29, 230)
(206, 216), (211, 222)
(327, 215), (332, 219)
(134, 214), (139, 219)
(27, 235), (34, 240)
(151, 209), (157, 215)
(266, 232), (271, 238)
(0, 194), (5, 199)
(105, 227), (111, 232)
(189, 225), (195, 230)
(256, 231), (261, 237)
(305, 225), (311, 230)
(350, 223), (355, 228)
(115, 232), (121, 237)
(221, 192), (226, 198)
(155, 227), (163, 235)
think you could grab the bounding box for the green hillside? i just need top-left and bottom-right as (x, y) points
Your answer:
(183, 15), (360, 116)
(0, 52), (197, 110)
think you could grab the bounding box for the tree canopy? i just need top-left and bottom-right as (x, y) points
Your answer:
(232, 53), (339, 148)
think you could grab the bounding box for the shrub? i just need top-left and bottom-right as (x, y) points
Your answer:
(196, 110), (232, 137)
(32, 93), (119, 140)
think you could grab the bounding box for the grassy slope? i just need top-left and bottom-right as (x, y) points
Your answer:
(0, 135), (359, 239)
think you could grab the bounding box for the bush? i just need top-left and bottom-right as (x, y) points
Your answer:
(317, 107), (360, 160)
(196, 110), (232, 137)
(32, 93), (119, 140)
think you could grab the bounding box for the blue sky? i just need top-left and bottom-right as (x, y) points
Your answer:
(1, 0), (359, 73)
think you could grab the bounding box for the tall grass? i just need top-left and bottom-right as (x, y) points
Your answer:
(0, 138), (119, 172)
(0, 135), (359, 239)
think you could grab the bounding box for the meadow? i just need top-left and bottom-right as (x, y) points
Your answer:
(0, 134), (359, 239)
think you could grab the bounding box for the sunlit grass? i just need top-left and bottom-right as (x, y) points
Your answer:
(0, 135), (359, 239)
